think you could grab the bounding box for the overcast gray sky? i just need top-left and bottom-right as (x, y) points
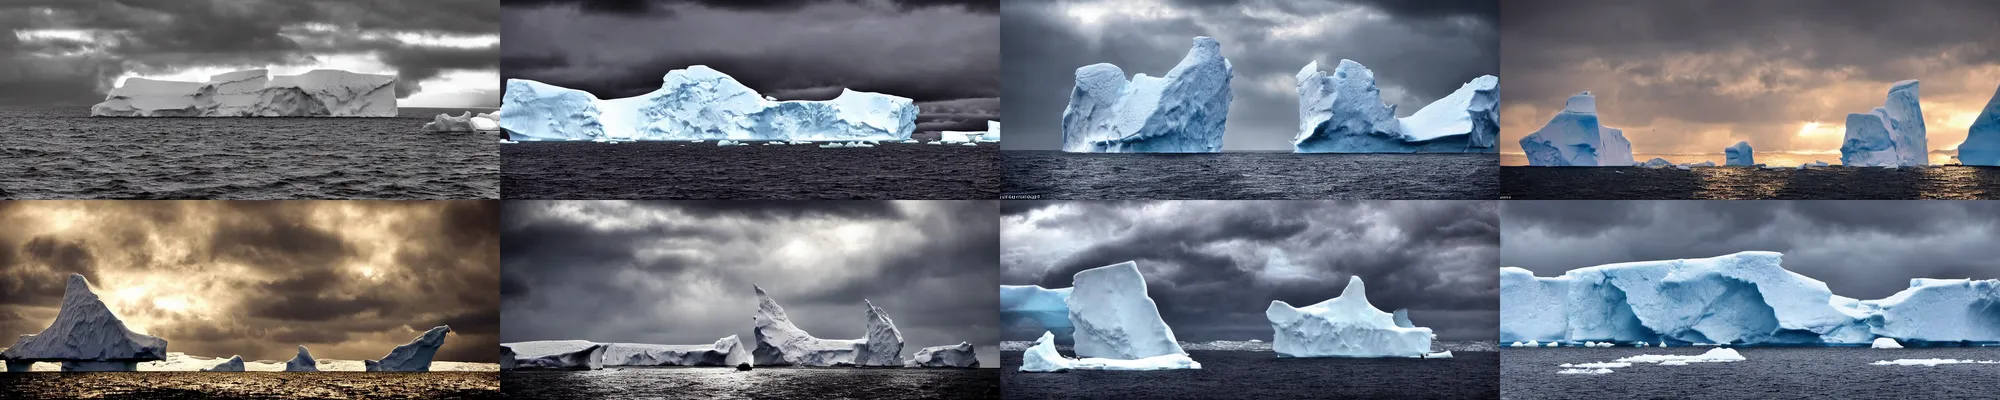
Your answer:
(1001, 0), (1498, 150)
(500, 201), (1001, 367)
(501, 0), (1000, 133)
(1502, 201), (2000, 300)
(1000, 200), (1499, 341)
(0, 0), (500, 108)
(1501, 0), (2000, 155)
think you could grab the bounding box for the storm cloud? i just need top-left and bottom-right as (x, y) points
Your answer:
(0, 201), (500, 363)
(499, 201), (1002, 367)
(1000, 0), (1498, 150)
(1001, 200), (1500, 341)
(1501, 201), (2000, 300)
(1501, 0), (2000, 160)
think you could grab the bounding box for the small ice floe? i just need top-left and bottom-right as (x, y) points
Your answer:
(1421, 351), (1453, 359)
(961, 142), (978, 146)
(499, 139), (517, 144)
(1546, 341), (1559, 347)
(1614, 348), (1746, 364)
(1558, 362), (1631, 369)
(1870, 359), (2000, 366)
(1510, 341), (1526, 347)
(1871, 338), (1903, 349)
(1557, 368), (1614, 375)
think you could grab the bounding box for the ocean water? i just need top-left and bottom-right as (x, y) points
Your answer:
(1002, 151), (1499, 200)
(1500, 152), (1956, 167)
(503, 367), (1000, 400)
(1000, 350), (1500, 399)
(1500, 166), (2000, 199)
(0, 105), (499, 199)
(501, 139), (998, 199)
(1502, 347), (2000, 399)
(0, 372), (499, 399)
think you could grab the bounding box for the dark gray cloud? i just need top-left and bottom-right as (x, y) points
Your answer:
(1001, 200), (1499, 341)
(500, 0), (999, 132)
(1501, 201), (2000, 300)
(0, 0), (500, 107)
(1000, 0), (1498, 150)
(500, 201), (1002, 367)
(1500, 0), (2000, 157)
(0, 201), (500, 364)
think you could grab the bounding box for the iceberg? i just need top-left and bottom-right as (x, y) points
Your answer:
(856, 300), (906, 367)
(499, 66), (916, 142)
(1872, 338), (1904, 349)
(0, 274), (169, 372)
(1614, 348), (1747, 364)
(91, 69), (396, 117)
(751, 286), (907, 367)
(423, 111), (501, 132)
(1640, 158), (1673, 168)
(904, 342), (979, 368)
(502, 340), (606, 370)
(1266, 276), (1433, 358)
(1293, 59), (1498, 153)
(286, 345), (319, 371)
(1956, 83), (2000, 166)
(1861, 278), (2000, 343)
(941, 130), (984, 143)
(601, 335), (751, 367)
(1018, 331), (1200, 372)
(1067, 261), (1186, 359)
(981, 121), (1002, 142)
(1725, 141), (1754, 166)
(1499, 267), (1571, 343)
(365, 326), (451, 372)
(202, 355), (245, 372)
(1061, 37), (1231, 153)
(1871, 358), (2000, 366)
(1841, 80), (1928, 166)
(1519, 92), (1635, 166)
(1000, 285), (1075, 343)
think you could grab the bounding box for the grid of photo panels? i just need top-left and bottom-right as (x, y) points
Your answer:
(0, 0), (1997, 399)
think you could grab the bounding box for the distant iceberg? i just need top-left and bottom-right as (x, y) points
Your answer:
(1841, 80), (1928, 167)
(1955, 83), (2000, 166)
(1519, 92), (1634, 166)
(91, 69), (396, 117)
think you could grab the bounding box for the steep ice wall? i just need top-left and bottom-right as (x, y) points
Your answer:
(365, 326), (451, 371)
(1726, 141), (1754, 166)
(751, 285), (870, 366)
(499, 66), (916, 142)
(91, 69), (396, 117)
(0, 274), (169, 372)
(1066, 261), (1186, 359)
(1956, 84), (2000, 166)
(1293, 60), (1498, 153)
(1061, 37), (1232, 153)
(503, 340), (606, 370)
(285, 345), (319, 371)
(1519, 92), (1635, 166)
(1842, 81), (1928, 166)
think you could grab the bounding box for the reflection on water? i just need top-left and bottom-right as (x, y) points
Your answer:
(1501, 153), (1955, 167)
(0, 372), (499, 399)
(1502, 166), (2000, 199)
(505, 367), (999, 400)
(1695, 167), (1788, 198)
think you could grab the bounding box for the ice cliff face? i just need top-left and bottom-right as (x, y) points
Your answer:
(1519, 92), (1635, 166)
(1955, 84), (2000, 166)
(1841, 80), (1928, 167)
(365, 326), (451, 371)
(602, 335), (751, 367)
(502, 340), (607, 370)
(904, 342), (979, 368)
(1501, 251), (2000, 346)
(1000, 285), (1075, 343)
(1726, 141), (1755, 166)
(1, 274), (169, 372)
(1293, 60), (1498, 153)
(856, 300), (906, 367)
(1061, 37), (1232, 153)
(1266, 276), (1433, 357)
(285, 345), (319, 372)
(202, 355), (246, 372)
(499, 66), (916, 142)
(91, 69), (396, 117)
(751, 286), (909, 367)
(1067, 261), (1186, 359)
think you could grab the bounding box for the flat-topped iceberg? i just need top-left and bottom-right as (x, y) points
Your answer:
(202, 355), (245, 372)
(365, 325), (451, 371)
(1842, 80), (1928, 167)
(502, 340), (606, 370)
(1000, 285), (1075, 343)
(752, 286), (905, 367)
(423, 111), (501, 132)
(500, 66), (916, 142)
(1061, 37), (1231, 153)
(1293, 59), (1497, 153)
(285, 345), (319, 371)
(904, 342), (979, 368)
(1267, 276), (1432, 357)
(1519, 92), (1634, 166)
(1068, 261), (1186, 359)
(91, 69), (396, 117)
(1956, 83), (2000, 166)
(1, 274), (169, 372)
(603, 335), (750, 367)
(1725, 141), (1754, 166)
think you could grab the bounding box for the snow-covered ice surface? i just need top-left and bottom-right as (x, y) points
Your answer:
(423, 111), (501, 132)
(601, 335), (750, 367)
(751, 286), (906, 367)
(1958, 84), (2000, 165)
(1863, 278), (2000, 343)
(1725, 141), (1754, 166)
(1873, 338), (1905, 349)
(202, 356), (245, 372)
(499, 66), (916, 142)
(1267, 276), (1433, 357)
(1518, 92), (1634, 166)
(1842, 80), (1929, 167)
(904, 342), (979, 368)
(1000, 285), (1075, 343)
(1, 274), (168, 372)
(1293, 59), (1498, 153)
(366, 326), (452, 371)
(1018, 331), (1200, 372)
(91, 69), (396, 117)
(1061, 37), (1231, 153)
(504, 340), (607, 370)
(1066, 262), (1186, 359)
(1870, 358), (2000, 366)
(1614, 348), (1747, 364)
(285, 345), (319, 372)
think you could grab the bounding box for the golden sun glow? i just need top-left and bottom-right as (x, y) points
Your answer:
(152, 296), (191, 313)
(1796, 121), (1842, 137)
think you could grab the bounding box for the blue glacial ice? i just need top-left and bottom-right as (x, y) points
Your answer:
(1841, 80), (1928, 166)
(1955, 84), (2000, 166)
(1519, 92), (1634, 166)
(1293, 60), (1498, 153)
(1725, 141), (1754, 166)
(1061, 37), (1232, 153)
(499, 66), (915, 142)
(1001, 285), (1075, 343)
(1266, 276), (1433, 357)
(1013, 261), (1197, 371)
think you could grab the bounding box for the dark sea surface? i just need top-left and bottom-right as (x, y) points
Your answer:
(1000, 350), (1499, 399)
(0, 372), (499, 399)
(503, 367), (1000, 400)
(1500, 166), (2000, 199)
(1002, 151), (1499, 200)
(0, 105), (499, 199)
(1502, 347), (2000, 400)
(501, 140), (998, 199)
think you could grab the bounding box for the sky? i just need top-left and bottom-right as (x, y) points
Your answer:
(1502, 201), (2000, 300)
(0, 0), (501, 108)
(499, 201), (1001, 367)
(1501, 0), (2000, 156)
(1001, 0), (1499, 150)
(501, 0), (1001, 133)
(1000, 200), (1499, 341)
(0, 201), (500, 363)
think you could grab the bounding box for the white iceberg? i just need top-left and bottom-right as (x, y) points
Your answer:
(1001, 285), (1075, 343)
(423, 111), (501, 132)
(1725, 141), (1754, 166)
(502, 340), (606, 370)
(856, 300), (906, 367)
(1614, 348), (1747, 364)
(1871, 359), (2000, 366)
(1067, 261), (1186, 359)
(500, 66), (916, 142)
(1519, 92), (1634, 166)
(285, 345), (319, 371)
(1061, 37), (1231, 153)
(1294, 59), (1497, 153)
(981, 121), (1002, 142)
(1267, 276), (1433, 358)
(602, 335), (750, 367)
(0, 274), (169, 372)
(1861, 278), (2000, 343)
(904, 342), (979, 368)
(1871, 338), (1903, 349)
(751, 286), (906, 367)
(202, 355), (245, 372)
(1018, 331), (1199, 372)
(1841, 80), (1928, 167)
(91, 69), (396, 117)
(365, 326), (451, 372)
